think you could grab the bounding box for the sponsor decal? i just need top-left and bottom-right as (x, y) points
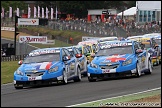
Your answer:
(106, 55), (126, 62)
(27, 62), (52, 70)
(18, 18), (39, 25)
(29, 49), (57, 56)
(100, 42), (132, 49)
(102, 69), (110, 73)
(1, 27), (15, 31)
(19, 36), (47, 43)
(36, 62), (52, 70)
(31, 20), (36, 24)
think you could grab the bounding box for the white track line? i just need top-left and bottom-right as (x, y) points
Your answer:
(1, 83), (13, 86)
(66, 87), (161, 107)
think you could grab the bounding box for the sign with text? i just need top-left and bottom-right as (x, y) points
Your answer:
(1, 27), (15, 31)
(18, 18), (39, 25)
(19, 36), (47, 43)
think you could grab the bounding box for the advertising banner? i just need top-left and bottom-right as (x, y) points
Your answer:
(18, 18), (39, 25)
(19, 36), (47, 43)
(1, 27), (15, 31)
(82, 36), (100, 41)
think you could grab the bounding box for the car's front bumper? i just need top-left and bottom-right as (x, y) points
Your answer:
(14, 77), (59, 88)
(14, 70), (64, 87)
(87, 70), (136, 79)
(87, 63), (137, 79)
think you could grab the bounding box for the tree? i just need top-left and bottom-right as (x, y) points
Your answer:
(1, 1), (27, 11)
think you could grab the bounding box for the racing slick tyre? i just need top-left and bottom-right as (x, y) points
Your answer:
(88, 76), (96, 82)
(74, 67), (81, 82)
(135, 62), (141, 78)
(14, 86), (23, 89)
(62, 70), (68, 85)
(145, 60), (153, 75)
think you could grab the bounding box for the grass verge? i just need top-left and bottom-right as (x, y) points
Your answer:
(1, 61), (19, 84)
(70, 89), (161, 107)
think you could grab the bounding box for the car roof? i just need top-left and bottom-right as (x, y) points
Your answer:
(100, 40), (134, 43)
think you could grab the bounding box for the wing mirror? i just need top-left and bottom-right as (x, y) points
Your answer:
(63, 56), (71, 61)
(135, 49), (143, 54)
(18, 60), (23, 65)
(75, 54), (82, 58)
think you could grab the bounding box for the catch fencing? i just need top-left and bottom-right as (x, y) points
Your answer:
(1, 19), (161, 39)
(1, 54), (28, 62)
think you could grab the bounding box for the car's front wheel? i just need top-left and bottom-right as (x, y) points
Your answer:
(88, 76), (96, 82)
(145, 60), (152, 74)
(135, 62), (141, 77)
(62, 70), (68, 84)
(74, 67), (81, 82)
(14, 85), (23, 89)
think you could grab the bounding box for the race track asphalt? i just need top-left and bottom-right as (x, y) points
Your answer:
(1, 65), (161, 107)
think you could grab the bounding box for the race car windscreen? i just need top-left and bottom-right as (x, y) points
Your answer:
(96, 46), (132, 56)
(23, 53), (60, 64)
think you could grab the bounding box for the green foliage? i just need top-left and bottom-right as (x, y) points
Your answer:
(1, 1), (27, 11)
(1, 1), (136, 18)
(26, 1), (136, 18)
(1, 61), (19, 84)
(20, 26), (87, 42)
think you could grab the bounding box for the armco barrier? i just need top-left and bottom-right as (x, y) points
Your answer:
(1, 54), (28, 62)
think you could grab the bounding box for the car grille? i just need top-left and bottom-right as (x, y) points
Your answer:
(100, 62), (116, 64)
(26, 71), (45, 77)
(99, 64), (119, 69)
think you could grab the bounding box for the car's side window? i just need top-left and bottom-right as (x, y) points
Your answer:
(73, 48), (78, 55)
(75, 48), (82, 54)
(83, 47), (88, 55)
(92, 44), (97, 53)
(86, 46), (91, 53)
(68, 48), (74, 57)
(139, 42), (145, 50)
(151, 39), (156, 48)
(64, 48), (72, 57)
(134, 42), (140, 50)
(62, 49), (66, 57)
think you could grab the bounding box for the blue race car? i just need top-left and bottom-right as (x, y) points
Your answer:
(87, 40), (152, 82)
(62, 46), (88, 76)
(14, 47), (82, 89)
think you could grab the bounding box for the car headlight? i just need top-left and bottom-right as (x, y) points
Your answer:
(48, 66), (58, 73)
(122, 59), (132, 66)
(90, 62), (98, 68)
(16, 70), (24, 76)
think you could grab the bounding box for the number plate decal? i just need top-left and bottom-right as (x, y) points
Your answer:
(102, 69), (110, 73)
(28, 76), (42, 81)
